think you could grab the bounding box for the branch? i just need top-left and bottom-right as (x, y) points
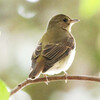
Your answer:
(10, 75), (100, 96)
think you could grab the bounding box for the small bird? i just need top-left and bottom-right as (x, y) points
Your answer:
(29, 14), (79, 79)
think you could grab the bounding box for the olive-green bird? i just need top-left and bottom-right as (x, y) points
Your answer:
(29, 14), (79, 79)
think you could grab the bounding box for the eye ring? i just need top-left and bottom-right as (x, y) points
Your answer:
(63, 18), (68, 22)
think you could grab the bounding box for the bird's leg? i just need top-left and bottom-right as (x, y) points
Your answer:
(43, 74), (49, 85)
(63, 71), (68, 83)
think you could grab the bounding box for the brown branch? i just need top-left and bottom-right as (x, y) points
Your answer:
(10, 75), (100, 96)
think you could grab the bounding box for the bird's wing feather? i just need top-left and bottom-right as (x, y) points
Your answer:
(31, 43), (42, 68)
(42, 37), (74, 72)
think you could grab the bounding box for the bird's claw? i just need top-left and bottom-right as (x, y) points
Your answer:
(44, 74), (49, 85)
(64, 72), (68, 83)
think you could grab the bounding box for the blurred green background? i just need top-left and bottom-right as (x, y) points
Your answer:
(0, 0), (100, 100)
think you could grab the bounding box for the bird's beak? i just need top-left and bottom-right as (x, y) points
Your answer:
(71, 19), (80, 24)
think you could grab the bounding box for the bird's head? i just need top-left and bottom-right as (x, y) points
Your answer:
(47, 14), (80, 32)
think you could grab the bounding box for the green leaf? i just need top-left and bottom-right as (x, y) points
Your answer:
(0, 80), (10, 100)
(80, 0), (100, 18)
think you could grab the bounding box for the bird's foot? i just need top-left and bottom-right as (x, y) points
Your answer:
(64, 72), (68, 83)
(43, 74), (49, 85)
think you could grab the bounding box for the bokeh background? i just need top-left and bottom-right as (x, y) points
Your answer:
(0, 0), (100, 100)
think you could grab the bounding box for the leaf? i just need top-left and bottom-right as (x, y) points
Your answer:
(80, 0), (100, 18)
(0, 80), (10, 100)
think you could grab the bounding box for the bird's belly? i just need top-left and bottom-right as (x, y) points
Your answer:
(44, 48), (76, 75)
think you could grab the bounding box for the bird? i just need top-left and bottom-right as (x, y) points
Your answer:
(29, 14), (79, 80)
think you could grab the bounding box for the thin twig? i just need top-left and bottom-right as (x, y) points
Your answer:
(10, 75), (100, 96)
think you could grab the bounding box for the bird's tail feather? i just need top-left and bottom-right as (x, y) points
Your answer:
(29, 61), (44, 79)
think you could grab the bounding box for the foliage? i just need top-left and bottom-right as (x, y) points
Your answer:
(0, 80), (9, 100)
(80, 0), (100, 18)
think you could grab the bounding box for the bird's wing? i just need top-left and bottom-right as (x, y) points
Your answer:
(42, 37), (74, 72)
(31, 43), (42, 68)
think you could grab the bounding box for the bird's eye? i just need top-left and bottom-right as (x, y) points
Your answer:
(63, 18), (68, 22)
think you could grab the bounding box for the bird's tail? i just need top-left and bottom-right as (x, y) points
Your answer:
(29, 60), (45, 79)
